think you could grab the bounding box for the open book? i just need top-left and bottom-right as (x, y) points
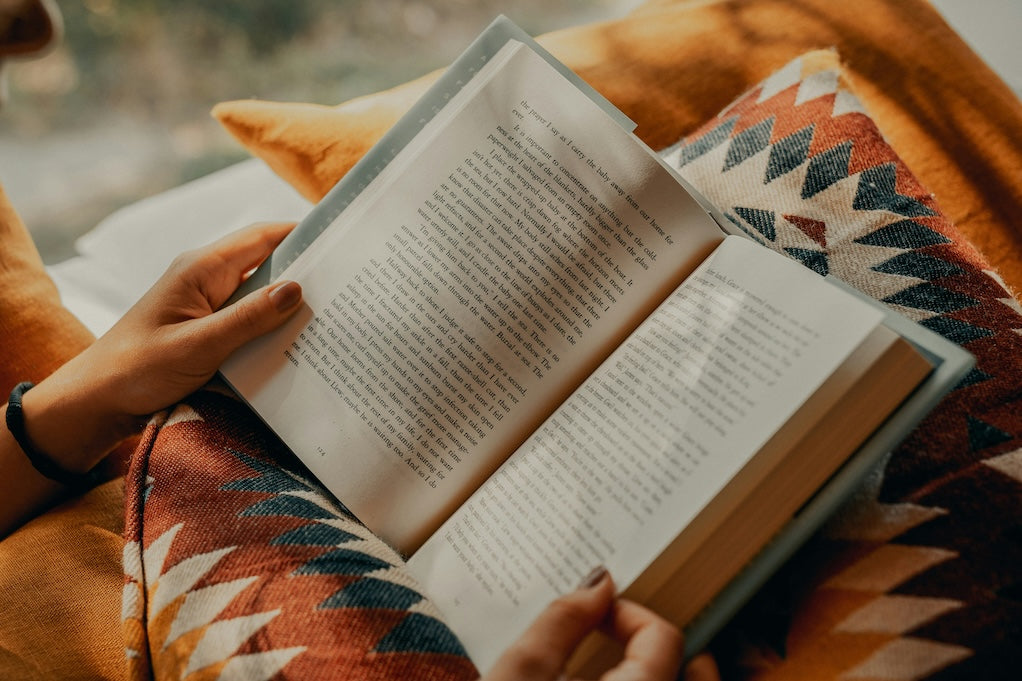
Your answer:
(221, 17), (972, 675)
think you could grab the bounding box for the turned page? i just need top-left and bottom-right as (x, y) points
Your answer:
(406, 235), (886, 672)
(221, 41), (723, 554)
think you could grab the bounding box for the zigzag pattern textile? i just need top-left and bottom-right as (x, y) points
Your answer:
(663, 52), (1022, 681)
(122, 387), (476, 681)
(120, 51), (1021, 681)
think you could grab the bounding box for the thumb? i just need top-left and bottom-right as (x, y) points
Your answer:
(488, 568), (614, 680)
(195, 280), (303, 357)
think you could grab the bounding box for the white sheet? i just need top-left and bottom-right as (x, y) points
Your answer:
(48, 160), (311, 336)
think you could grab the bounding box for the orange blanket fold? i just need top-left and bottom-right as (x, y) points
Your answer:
(213, 0), (1022, 296)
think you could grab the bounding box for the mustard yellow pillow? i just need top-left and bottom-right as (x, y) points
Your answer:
(212, 0), (1022, 297)
(0, 185), (125, 679)
(0, 481), (126, 681)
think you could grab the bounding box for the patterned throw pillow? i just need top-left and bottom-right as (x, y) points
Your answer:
(663, 50), (1022, 681)
(122, 51), (1021, 681)
(121, 386), (477, 681)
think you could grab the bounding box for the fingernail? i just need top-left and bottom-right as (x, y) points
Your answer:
(578, 565), (608, 590)
(269, 280), (302, 311)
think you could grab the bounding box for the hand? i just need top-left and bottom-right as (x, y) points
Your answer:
(484, 568), (721, 681)
(22, 222), (304, 472)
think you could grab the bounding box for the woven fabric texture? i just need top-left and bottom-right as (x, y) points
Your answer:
(0, 184), (127, 681)
(120, 50), (1021, 680)
(664, 50), (1022, 681)
(121, 386), (477, 681)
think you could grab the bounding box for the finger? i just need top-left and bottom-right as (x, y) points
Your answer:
(601, 599), (684, 681)
(489, 570), (615, 681)
(210, 221), (296, 275)
(186, 279), (303, 363)
(683, 653), (721, 681)
(190, 222), (297, 306)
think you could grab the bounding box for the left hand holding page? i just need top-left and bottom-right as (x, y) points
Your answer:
(65, 220), (304, 418)
(483, 568), (718, 681)
(1, 222), (303, 535)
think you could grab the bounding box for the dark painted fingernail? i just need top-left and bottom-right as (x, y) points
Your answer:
(578, 565), (608, 590)
(269, 280), (302, 311)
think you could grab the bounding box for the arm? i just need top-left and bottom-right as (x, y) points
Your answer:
(0, 222), (303, 537)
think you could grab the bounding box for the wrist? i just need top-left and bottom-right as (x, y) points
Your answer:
(18, 363), (146, 476)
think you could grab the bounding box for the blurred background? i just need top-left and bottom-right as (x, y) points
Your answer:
(0, 0), (636, 263)
(2, 1), (1018, 265)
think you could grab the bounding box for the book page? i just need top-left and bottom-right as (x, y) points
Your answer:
(407, 235), (886, 672)
(221, 42), (723, 554)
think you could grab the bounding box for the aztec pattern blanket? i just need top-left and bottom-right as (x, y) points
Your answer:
(122, 387), (477, 681)
(121, 52), (1021, 680)
(664, 51), (1022, 680)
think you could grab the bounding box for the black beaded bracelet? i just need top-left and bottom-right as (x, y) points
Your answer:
(6, 381), (100, 487)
